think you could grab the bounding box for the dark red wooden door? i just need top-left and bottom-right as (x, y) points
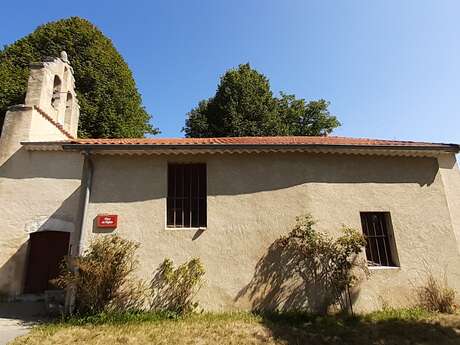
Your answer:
(24, 231), (70, 293)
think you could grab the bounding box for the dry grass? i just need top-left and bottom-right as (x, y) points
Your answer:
(54, 236), (146, 315)
(11, 311), (460, 345)
(417, 272), (456, 314)
(13, 314), (272, 345)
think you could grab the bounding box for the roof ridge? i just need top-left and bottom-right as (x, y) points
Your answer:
(71, 136), (452, 143)
(34, 105), (75, 139)
(327, 135), (438, 145)
(66, 136), (458, 148)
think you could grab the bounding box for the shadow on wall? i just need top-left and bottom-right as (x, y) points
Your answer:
(0, 188), (81, 297)
(235, 239), (361, 313)
(88, 153), (439, 203)
(0, 147), (82, 180)
(211, 153), (439, 197)
(0, 243), (29, 297)
(31, 188), (81, 233)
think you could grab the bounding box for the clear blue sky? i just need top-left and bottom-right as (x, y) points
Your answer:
(1, 1), (459, 143)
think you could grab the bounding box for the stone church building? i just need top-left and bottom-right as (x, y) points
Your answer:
(1, 54), (460, 311)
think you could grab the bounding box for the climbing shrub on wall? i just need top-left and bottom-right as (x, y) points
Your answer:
(278, 214), (367, 314)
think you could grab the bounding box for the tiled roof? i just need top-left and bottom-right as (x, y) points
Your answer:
(61, 136), (458, 150)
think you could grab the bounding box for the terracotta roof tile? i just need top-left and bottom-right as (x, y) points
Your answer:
(63, 136), (457, 150)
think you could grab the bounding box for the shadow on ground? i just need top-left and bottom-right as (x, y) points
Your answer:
(260, 312), (460, 345)
(0, 302), (47, 325)
(0, 302), (48, 345)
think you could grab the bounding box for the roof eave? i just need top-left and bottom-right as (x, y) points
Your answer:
(20, 141), (460, 156)
(61, 143), (460, 153)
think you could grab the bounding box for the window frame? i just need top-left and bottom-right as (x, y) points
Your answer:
(166, 163), (207, 230)
(360, 212), (399, 268)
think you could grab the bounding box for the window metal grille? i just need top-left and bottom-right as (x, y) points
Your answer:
(167, 164), (206, 228)
(360, 212), (396, 267)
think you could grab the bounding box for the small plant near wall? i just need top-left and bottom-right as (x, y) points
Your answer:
(416, 270), (457, 314)
(150, 258), (205, 315)
(54, 235), (147, 315)
(278, 214), (367, 315)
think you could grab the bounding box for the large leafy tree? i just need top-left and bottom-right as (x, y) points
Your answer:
(0, 17), (158, 138)
(184, 64), (340, 137)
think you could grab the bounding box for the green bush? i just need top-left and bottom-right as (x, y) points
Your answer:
(150, 258), (205, 315)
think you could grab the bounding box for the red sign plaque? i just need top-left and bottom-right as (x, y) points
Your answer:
(96, 214), (118, 228)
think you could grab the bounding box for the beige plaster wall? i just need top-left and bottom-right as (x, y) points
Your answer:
(0, 105), (83, 296)
(438, 154), (460, 254)
(29, 108), (70, 142)
(84, 152), (460, 312)
(0, 150), (82, 296)
(0, 106), (68, 166)
(0, 106), (34, 166)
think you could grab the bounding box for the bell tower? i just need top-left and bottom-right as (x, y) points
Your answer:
(24, 51), (80, 135)
(0, 53), (80, 165)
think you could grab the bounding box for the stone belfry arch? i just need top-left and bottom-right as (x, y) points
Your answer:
(24, 51), (80, 136)
(0, 52), (80, 166)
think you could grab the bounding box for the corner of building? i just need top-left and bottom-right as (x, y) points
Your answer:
(438, 153), (460, 256)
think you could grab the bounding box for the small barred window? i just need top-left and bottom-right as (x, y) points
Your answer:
(167, 164), (206, 228)
(360, 212), (398, 267)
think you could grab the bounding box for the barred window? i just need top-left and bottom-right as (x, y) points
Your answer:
(167, 164), (206, 228)
(360, 212), (398, 267)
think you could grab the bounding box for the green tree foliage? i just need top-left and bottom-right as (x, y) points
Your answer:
(0, 17), (158, 138)
(184, 63), (340, 137)
(276, 93), (340, 136)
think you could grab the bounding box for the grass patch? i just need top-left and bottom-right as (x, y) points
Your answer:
(52, 310), (263, 326)
(12, 308), (460, 345)
(365, 306), (434, 321)
(61, 310), (181, 326)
